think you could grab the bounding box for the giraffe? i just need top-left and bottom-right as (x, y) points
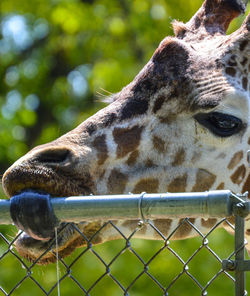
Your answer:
(2, 0), (250, 264)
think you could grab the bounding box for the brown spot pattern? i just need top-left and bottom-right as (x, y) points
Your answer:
(102, 112), (117, 127)
(216, 182), (225, 190)
(239, 40), (248, 51)
(153, 135), (167, 153)
(145, 159), (155, 167)
(126, 150), (139, 166)
(228, 55), (237, 66)
(133, 178), (159, 194)
(241, 57), (247, 66)
(230, 164), (246, 185)
(98, 169), (106, 180)
(201, 218), (217, 228)
(113, 125), (143, 158)
(174, 218), (195, 239)
(153, 219), (173, 237)
(242, 174), (250, 194)
(225, 67), (236, 77)
(153, 96), (165, 113)
(172, 148), (186, 167)
(83, 222), (103, 244)
(107, 169), (128, 194)
(242, 77), (248, 91)
(152, 38), (189, 64)
(119, 97), (149, 121)
(227, 150), (243, 170)
(192, 169), (216, 191)
(92, 134), (108, 165)
(85, 122), (97, 135)
(223, 217), (235, 226)
(168, 174), (187, 192)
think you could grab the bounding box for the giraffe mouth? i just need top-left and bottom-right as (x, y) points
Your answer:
(2, 164), (98, 264)
(3, 163), (93, 199)
(14, 218), (103, 265)
(9, 189), (87, 265)
(14, 222), (86, 265)
(11, 190), (103, 265)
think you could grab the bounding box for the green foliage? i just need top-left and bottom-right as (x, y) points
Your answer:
(0, 0), (249, 295)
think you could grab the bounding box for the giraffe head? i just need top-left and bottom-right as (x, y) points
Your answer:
(2, 0), (250, 264)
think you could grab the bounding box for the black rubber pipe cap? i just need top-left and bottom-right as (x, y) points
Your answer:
(10, 191), (59, 240)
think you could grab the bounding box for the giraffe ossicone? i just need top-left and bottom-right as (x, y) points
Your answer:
(2, 0), (250, 264)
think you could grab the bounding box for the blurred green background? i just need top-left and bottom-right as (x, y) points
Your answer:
(0, 0), (249, 295)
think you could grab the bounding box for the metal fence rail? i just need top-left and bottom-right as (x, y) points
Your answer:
(0, 190), (234, 224)
(0, 190), (249, 295)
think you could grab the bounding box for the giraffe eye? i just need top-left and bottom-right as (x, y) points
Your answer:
(194, 112), (243, 137)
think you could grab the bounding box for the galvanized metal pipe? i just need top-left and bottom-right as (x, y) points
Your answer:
(235, 215), (247, 296)
(0, 199), (12, 224)
(0, 190), (233, 225)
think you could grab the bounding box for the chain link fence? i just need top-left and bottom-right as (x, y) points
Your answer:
(0, 190), (249, 296)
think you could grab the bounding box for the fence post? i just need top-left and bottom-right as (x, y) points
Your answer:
(234, 213), (247, 296)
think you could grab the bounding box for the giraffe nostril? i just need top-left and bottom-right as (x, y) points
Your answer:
(32, 148), (71, 164)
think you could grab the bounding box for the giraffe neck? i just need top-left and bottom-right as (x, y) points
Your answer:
(79, 218), (225, 245)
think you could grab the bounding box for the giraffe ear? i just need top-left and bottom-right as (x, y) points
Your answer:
(174, 0), (247, 38)
(225, 13), (249, 55)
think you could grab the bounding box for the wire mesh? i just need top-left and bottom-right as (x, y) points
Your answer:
(1, 190), (250, 295)
(0, 216), (242, 296)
